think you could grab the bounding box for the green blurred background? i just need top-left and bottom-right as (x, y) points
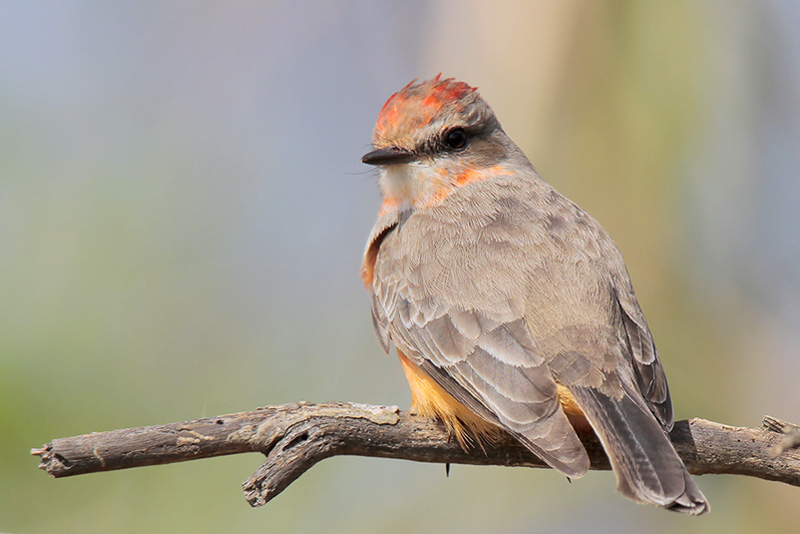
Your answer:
(2, 1), (799, 532)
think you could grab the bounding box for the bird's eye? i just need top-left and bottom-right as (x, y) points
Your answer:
(444, 128), (468, 150)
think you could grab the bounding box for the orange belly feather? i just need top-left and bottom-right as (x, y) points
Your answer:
(398, 350), (591, 448)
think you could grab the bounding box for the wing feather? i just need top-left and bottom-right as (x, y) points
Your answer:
(614, 286), (673, 427)
(387, 289), (590, 477)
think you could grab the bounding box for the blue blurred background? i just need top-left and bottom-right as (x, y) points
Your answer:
(2, 1), (799, 532)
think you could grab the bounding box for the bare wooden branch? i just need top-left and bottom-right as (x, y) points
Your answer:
(32, 402), (800, 507)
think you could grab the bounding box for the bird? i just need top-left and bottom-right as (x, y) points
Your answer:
(359, 76), (709, 515)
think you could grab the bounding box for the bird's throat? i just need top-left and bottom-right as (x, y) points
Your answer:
(378, 163), (438, 211)
(379, 163), (508, 211)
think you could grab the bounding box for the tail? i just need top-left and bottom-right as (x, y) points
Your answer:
(570, 385), (709, 515)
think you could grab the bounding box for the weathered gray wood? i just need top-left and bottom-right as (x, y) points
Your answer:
(32, 402), (800, 507)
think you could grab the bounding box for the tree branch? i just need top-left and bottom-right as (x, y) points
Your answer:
(32, 402), (800, 507)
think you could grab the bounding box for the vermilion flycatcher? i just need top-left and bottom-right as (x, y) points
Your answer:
(360, 76), (708, 514)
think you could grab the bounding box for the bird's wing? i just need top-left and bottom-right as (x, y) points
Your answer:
(362, 209), (405, 353)
(383, 292), (590, 478)
(613, 282), (673, 428)
(370, 199), (590, 478)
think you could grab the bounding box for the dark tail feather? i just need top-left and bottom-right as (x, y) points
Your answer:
(666, 469), (709, 514)
(571, 386), (709, 515)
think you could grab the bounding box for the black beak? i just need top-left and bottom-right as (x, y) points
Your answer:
(361, 146), (417, 166)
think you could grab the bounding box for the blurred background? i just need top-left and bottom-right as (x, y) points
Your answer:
(2, 1), (799, 532)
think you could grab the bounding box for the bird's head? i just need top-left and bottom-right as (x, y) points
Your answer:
(362, 76), (523, 213)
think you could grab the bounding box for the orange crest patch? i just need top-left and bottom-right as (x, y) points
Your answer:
(375, 77), (477, 140)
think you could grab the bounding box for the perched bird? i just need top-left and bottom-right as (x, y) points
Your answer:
(360, 76), (709, 514)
